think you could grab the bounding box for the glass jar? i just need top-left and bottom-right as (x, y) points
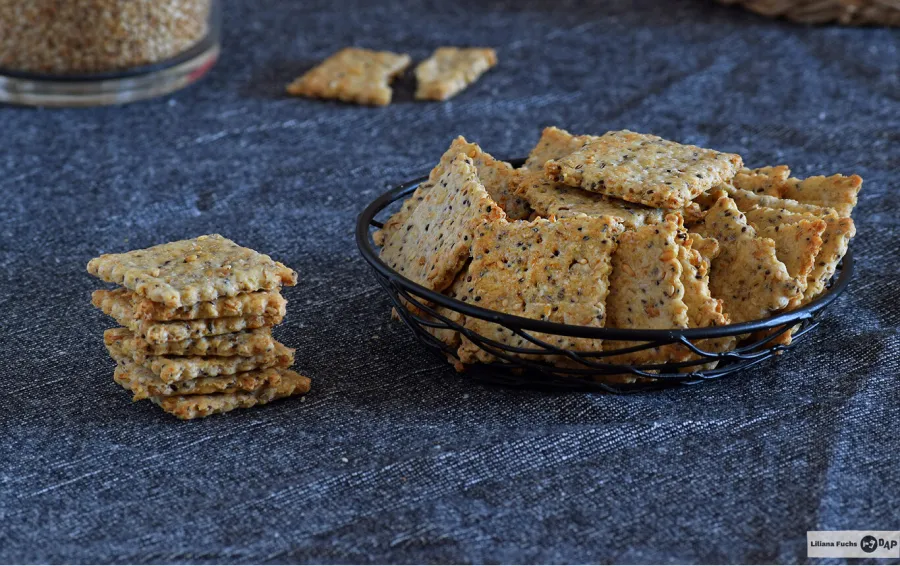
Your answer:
(0, 0), (220, 106)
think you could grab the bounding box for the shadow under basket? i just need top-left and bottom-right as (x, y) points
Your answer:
(356, 159), (854, 393)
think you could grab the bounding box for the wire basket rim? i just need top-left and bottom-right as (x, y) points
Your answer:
(356, 158), (854, 342)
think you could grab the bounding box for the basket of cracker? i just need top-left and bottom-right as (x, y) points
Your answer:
(356, 128), (860, 392)
(715, 0), (900, 26)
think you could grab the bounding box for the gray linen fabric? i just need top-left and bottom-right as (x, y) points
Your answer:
(0, 0), (898, 563)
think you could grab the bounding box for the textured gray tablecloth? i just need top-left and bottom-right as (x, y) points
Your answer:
(1, 0), (898, 563)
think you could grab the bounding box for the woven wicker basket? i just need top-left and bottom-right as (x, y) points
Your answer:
(716, 0), (900, 25)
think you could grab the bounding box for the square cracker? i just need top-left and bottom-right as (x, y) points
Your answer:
(545, 130), (743, 209)
(717, 194), (855, 304)
(114, 362), (287, 401)
(744, 207), (827, 301)
(516, 171), (664, 229)
(695, 197), (801, 324)
(131, 290), (286, 322)
(732, 167), (861, 218)
(107, 339), (294, 384)
(415, 47), (497, 101)
(378, 153), (505, 293)
(286, 47), (411, 106)
(604, 217), (691, 364)
(104, 327), (276, 358)
(456, 215), (624, 364)
(87, 234), (296, 308)
(92, 289), (283, 344)
(523, 126), (597, 171)
(149, 369), (311, 420)
(377, 136), (529, 250)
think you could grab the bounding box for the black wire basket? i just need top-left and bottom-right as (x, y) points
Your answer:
(356, 159), (854, 393)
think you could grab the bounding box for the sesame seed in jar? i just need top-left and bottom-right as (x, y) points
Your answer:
(0, 0), (212, 75)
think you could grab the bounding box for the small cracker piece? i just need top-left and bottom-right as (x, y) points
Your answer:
(516, 171), (664, 229)
(415, 47), (497, 101)
(545, 130), (743, 209)
(150, 369), (311, 420)
(802, 215), (855, 303)
(779, 174), (862, 218)
(523, 126), (597, 170)
(379, 153), (505, 293)
(131, 290), (286, 322)
(286, 47), (411, 106)
(104, 327), (276, 358)
(107, 339), (294, 384)
(457, 216), (624, 364)
(87, 234), (296, 308)
(113, 362), (287, 402)
(92, 289), (283, 344)
(604, 217), (691, 364)
(695, 197), (801, 324)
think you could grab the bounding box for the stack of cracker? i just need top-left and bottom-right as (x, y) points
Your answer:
(375, 128), (861, 375)
(87, 234), (310, 419)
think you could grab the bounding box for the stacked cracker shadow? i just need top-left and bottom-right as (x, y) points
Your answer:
(373, 128), (861, 379)
(87, 234), (310, 419)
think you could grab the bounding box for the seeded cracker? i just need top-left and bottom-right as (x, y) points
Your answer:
(744, 208), (827, 300)
(721, 186), (838, 218)
(732, 167), (861, 218)
(695, 197), (801, 324)
(87, 234), (296, 308)
(104, 327), (276, 359)
(113, 363), (286, 402)
(523, 127), (598, 171)
(678, 232), (735, 367)
(286, 47), (411, 106)
(92, 289), (283, 344)
(131, 290), (286, 321)
(732, 166), (792, 197)
(379, 153), (505, 293)
(151, 370), (311, 420)
(545, 130), (743, 209)
(516, 171), (664, 229)
(604, 217), (690, 364)
(107, 340), (294, 384)
(457, 216), (623, 364)
(415, 47), (497, 101)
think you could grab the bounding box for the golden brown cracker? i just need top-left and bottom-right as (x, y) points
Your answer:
(113, 362), (286, 402)
(104, 327), (276, 358)
(286, 47), (410, 106)
(131, 290), (286, 321)
(545, 130), (743, 209)
(415, 47), (497, 101)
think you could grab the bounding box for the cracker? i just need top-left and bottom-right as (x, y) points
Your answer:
(678, 232), (735, 367)
(131, 290), (286, 321)
(104, 327), (276, 358)
(87, 234), (297, 308)
(113, 362), (287, 402)
(151, 369), (311, 420)
(376, 137), (527, 247)
(456, 216), (623, 364)
(523, 126), (597, 171)
(732, 167), (861, 218)
(695, 197), (801, 324)
(604, 217), (690, 364)
(516, 171), (664, 229)
(779, 174), (861, 218)
(732, 166), (792, 196)
(92, 289), (283, 344)
(422, 269), (472, 350)
(286, 47), (410, 106)
(378, 153), (505, 292)
(545, 130), (743, 209)
(107, 339), (294, 384)
(745, 208), (827, 300)
(414, 47), (497, 101)
(722, 185), (838, 218)
(802, 215), (855, 302)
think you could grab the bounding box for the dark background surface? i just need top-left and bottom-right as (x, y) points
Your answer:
(1, 0), (898, 563)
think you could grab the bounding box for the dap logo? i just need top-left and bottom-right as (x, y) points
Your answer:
(861, 535), (898, 554)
